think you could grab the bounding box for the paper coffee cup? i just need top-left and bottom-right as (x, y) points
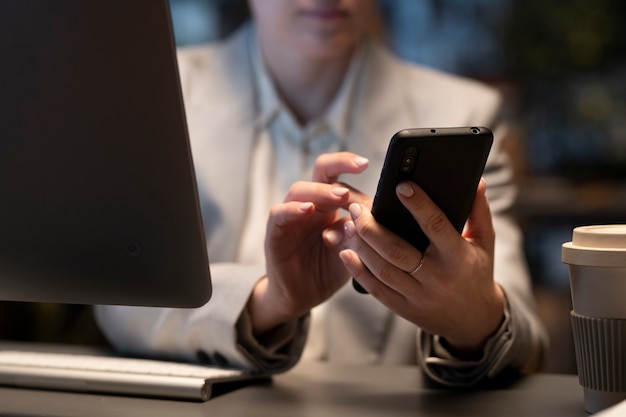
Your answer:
(562, 225), (626, 414)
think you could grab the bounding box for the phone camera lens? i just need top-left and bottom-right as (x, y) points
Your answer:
(399, 147), (418, 175)
(470, 127), (480, 134)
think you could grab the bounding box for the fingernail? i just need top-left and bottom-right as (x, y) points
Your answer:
(353, 156), (369, 167)
(344, 221), (356, 238)
(324, 229), (343, 245)
(300, 202), (314, 211)
(332, 187), (349, 197)
(396, 182), (414, 198)
(349, 203), (361, 219)
(339, 249), (351, 264)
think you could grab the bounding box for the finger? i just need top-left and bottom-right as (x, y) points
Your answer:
(395, 182), (464, 255)
(338, 248), (378, 293)
(338, 248), (406, 305)
(266, 201), (316, 237)
(284, 181), (372, 212)
(347, 203), (424, 276)
(322, 217), (349, 248)
(283, 181), (351, 212)
(336, 181), (373, 208)
(312, 152), (369, 183)
(462, 178), (495, 253)
(339, 244), (419, 309)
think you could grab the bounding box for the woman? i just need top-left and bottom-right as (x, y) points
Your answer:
(96, 0), (547, 386)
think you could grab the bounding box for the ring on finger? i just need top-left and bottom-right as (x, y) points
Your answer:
(408, 252), (425, 276)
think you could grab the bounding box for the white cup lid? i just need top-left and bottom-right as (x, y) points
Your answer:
(562, 225), (626, 267)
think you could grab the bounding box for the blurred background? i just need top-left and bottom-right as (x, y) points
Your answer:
(2, 0), (625, 374)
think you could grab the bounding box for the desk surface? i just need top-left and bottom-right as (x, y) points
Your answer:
(0, 359), (586, 417)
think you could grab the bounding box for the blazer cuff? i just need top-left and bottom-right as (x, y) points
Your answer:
(234, 307), (309, 374)
(417, 296), (514, 387)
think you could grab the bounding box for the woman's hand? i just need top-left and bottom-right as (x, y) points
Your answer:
(338, 178), (505, 355)
(247, 152), (370, 335)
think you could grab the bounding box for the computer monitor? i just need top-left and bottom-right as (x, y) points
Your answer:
(0, 1), (212, 307)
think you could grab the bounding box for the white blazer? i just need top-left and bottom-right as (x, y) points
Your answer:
(96, 24), (547, 386)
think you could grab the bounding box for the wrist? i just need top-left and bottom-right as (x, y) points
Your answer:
(247, 276), (300, 336)
(444, 284), (506, 356)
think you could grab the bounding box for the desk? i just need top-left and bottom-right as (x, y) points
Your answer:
(0, 361), (586, 417)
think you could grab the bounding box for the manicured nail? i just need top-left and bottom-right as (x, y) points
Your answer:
(349, 203), (361, 219)
(332, 187), (349, 197)
(396, 182), (414, 198)
(353, 156), (369, 167)
(344, 220), (356, 238)
(339, 249), (352, 264)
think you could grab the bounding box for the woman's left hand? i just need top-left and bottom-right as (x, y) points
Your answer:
(337, 178), (505, 355)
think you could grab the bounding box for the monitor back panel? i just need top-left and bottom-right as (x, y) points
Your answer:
(0, 1), (212, 307)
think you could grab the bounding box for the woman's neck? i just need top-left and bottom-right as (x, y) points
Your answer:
(259, 38), (355, 126)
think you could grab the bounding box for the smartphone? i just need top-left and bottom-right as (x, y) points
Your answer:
(353, 126), (493, 293)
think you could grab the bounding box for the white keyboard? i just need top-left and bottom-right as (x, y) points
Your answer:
(0, 349), (256, 401)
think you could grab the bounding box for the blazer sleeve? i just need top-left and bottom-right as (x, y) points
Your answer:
(94, 263), (308, 373)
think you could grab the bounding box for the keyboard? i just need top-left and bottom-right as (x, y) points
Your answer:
(0, 349), (259, 401)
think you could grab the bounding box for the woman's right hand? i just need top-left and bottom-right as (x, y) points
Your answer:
(247, 152), (371, 335)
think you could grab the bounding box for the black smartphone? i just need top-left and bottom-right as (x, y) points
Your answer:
(353, 126), (493, 293)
